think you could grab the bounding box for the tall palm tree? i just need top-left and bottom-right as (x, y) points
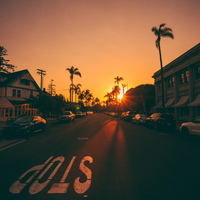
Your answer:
(104, 92), (112, 106)
(112, 85), (121, 103)
(152, 23), (174, 113)
(114, 76), (124, 86)
(70, 83), (82, 103)
(121, 83), (127, 95)
(66, 66), (81, 107)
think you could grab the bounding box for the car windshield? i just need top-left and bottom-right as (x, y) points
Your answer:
(15, 117), (34, 123)
(62, 111), (71, 115)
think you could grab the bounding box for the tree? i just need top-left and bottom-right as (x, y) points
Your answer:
(152, 23), (174, 113)
(121, 83), (127, 95)
(66, 66), (81, 107)
(112, 85), (121, 103)
(114, 76), (124, 85)
(0, 46), (16, 73)
(73, 83), (82, 103)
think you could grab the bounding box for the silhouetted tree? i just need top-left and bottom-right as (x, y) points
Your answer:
(66, 66), (81, 107)
(114, 76), (124, 85)
(0, 46), (16, 73)
(152, 23), (174, 113)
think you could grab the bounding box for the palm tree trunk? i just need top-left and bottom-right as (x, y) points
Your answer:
(158, 41), (165, 114)
(72, 78), (73, 108)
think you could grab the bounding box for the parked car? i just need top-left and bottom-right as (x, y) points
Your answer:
(180, 116), (200, 137)
(1, 116), (46, 139)
(145, 113), (176, 130)
(82, 112), (86, 116)
(75, 111), (83, 118)
(124, 111), (135, 122)
(58, 111), (75, 122)
(132, 114), (147, 125)
(120, 112), (126, 120)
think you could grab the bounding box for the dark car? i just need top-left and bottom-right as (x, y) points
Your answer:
(1, 116), (46, 139)
(124, 111), (135, 122)
(58, 111), (75, 122)
(145, 113), (176, 130)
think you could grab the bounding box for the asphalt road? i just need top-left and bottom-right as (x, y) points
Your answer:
(0, 113), (200, 200)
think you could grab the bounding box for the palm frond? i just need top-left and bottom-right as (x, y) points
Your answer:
(159, 23), (166, 29)
(163, 27), (172, 32)
(151, 27), (159, 35)
(74, 71), (81, 77)
(155, 38), (160, 49)
(161, 32), (174, 39)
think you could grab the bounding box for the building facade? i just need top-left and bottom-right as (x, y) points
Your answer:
(152, 43), (200, 122)
(0, 69), (40, 121)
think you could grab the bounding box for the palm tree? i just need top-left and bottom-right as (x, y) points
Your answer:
(114, 76), (124, 86)
(71, 83), (82, 103)
(112, 85), (121, 103)
(152, 23), (174, 113)
(121, 83), (127, 95)
(66, 66), (81, 107)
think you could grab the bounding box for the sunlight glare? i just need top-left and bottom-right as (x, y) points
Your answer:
(118, 90), (123, 100)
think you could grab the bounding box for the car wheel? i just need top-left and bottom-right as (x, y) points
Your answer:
(181, 127), (190, 139)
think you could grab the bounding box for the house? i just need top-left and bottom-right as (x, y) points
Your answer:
(152, 43), (200, 122)
(0, 69), (40, 121)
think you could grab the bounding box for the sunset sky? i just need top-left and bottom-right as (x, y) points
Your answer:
(0, 0), (199, 101)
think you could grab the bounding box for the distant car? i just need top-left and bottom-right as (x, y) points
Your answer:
(86, 111), (93, 115)
(59, 111), (75, 122)
(82, 112), (86, 116)
(180, 116), (200, 137)
(124, 111), (135, 122)
(132, 114), (146, 125)
(75, 111), (83, 118)
(145, 113), (176, 130)
(120, 112), (126, 120)
(1, 116), (46, 139)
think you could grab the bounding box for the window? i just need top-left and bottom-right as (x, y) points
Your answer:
(168, 76), (174, 88)
(179, 70), (189, 85)
(30, 90), (33, 98)
(17, 90), (21, 97)
(157, 83), (161, 92)
(20, 79), (30, 86)
(12, 89), (16, 97)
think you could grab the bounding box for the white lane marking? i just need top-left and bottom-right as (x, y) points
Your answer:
(60, 156), (76, 183)
(74, 156), (93, 194)
(48, 156), (76, 194)
(9, 156), (53, 194)
(0, 139), (25, 152)
(29, 156), (65, 195)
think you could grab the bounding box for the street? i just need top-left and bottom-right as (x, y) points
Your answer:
(0, 113), (200, 200)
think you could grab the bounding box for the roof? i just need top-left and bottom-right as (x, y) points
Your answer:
(152, 43), (200, 78)
(0, 69), (40, 90)
(0, 97), (14, 107)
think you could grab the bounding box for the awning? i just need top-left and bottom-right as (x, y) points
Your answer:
(153, 101), (162, 108)
(188, 93), (200, 106)
(173, 96), (188, 107)
(165, 98), (174, 107)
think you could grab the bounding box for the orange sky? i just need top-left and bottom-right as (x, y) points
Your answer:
(0, 0), (199, 101)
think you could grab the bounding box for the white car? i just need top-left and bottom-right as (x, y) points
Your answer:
(180, 116), (200, 137)
(59, 111), (75, 122)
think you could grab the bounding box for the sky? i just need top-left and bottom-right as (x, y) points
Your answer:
(0, 0), (199, 101)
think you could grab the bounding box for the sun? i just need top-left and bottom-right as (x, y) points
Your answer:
(118, 90), (124, 100)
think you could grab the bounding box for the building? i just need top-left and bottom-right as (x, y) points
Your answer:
(152, 43), (200, 122)
(0, 69), (40, 121)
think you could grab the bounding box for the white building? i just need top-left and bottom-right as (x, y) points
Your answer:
(0, 69), (40, 121)
(152, 43), (200, 122)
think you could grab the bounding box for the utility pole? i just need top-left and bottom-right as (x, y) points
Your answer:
(49, 79), (56, 96)
(37, 69), (46, 90)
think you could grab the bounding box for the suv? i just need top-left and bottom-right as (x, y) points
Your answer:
(145, 113), (176, 130)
